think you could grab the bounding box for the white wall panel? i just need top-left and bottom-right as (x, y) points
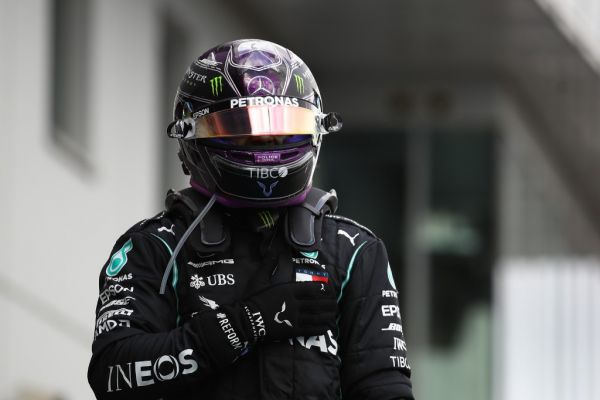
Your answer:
(496, 258), (600, 400)
(495, 92), (600, 400)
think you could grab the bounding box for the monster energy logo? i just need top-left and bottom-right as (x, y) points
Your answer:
(210, 76), (223, 96)
(294, 74), (304, 94)
(258, 211), (275, 229)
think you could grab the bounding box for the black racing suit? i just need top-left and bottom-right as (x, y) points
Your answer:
(88, 189), (414, 399)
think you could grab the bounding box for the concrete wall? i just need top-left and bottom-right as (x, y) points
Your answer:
(0, 1), (161, 398)
(496, 92), (600, 257)
(494, 91), (600, 400)
(0, 1), (258, 398)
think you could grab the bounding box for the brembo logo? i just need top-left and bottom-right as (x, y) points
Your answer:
(106, 349), (198, 392)
(230, 96), (299, 108)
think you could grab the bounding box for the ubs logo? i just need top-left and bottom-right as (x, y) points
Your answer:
(190, 273), (235, 289)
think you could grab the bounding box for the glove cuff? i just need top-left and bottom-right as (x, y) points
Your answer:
(241, 303), (267, 343)
(192, 308), (251, 369)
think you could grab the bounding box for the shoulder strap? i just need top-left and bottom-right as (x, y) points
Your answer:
(165, 186), (337, 252)
(165, 188), (230, 252)
(284, 187), (338, 251)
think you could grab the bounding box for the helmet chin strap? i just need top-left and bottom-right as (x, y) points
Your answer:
(159, 193), (217, 294)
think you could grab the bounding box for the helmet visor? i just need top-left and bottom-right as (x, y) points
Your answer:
(192, 105), (323, 139)
(168, 97), (341, 140)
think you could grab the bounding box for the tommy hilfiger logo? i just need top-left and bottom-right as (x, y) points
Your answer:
(295, 268), (329, 284)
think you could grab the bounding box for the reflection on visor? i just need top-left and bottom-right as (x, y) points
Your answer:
(166, 98), (342, 140)
(193, 105), (321, 139)
(210, 134), (309, 146)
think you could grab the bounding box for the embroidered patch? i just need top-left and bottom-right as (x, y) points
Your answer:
(106, 239), (133, 277)
(295, 268), (329, 283)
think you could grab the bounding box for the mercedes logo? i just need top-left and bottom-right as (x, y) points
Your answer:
(247, 75), (275, 95)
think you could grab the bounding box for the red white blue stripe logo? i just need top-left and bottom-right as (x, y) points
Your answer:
(295, 267), (329, 283)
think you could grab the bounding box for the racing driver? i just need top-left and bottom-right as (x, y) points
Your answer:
(88, 38), (414, 400)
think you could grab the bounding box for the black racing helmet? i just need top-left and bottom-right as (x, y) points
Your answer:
(167, 39), (342, 208)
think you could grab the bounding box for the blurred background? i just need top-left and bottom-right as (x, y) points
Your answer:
(1, 0), (600, 399)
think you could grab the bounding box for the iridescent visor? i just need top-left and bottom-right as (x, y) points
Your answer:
(192, 105), (323, 139)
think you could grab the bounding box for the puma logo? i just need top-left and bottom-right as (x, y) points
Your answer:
(337, 229), (359, 246)
(158, 224), (175, 236)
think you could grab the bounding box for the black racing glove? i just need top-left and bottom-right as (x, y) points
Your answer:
(191, 281), (336, 369)
(242, 281), (337, 342)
